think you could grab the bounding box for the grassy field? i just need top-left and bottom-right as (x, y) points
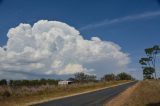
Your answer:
(0, 80), (130, 106)
(107, 80), (160, 106)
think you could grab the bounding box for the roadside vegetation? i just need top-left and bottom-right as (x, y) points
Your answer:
(0, 72), (133, 106)
(127, 80), (160, 106)
(106, 45), (160, 106)
(111, 80), (160, 106)
(101, 72), (134, 81)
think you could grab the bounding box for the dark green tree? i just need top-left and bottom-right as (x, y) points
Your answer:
(143, 67), (155, 79)
(74, 72), (96, 83)
(116, 72), (132, 80)
(101, 73), (115, 81)
(0, 79), (7, 85)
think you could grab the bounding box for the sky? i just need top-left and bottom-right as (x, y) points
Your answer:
(0, 0), (160, 80)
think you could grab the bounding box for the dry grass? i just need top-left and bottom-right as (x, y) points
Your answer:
(0, 80), (129, 106)
(105, 81), (139, 106)
(106, 80), (160, 106)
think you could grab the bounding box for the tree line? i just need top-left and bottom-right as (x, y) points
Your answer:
(0, 72), (134, 86)
(69, 72), (134, 83)
(0, 79), (58, 86)
(139, 45), (160, 79)
(101, 72), (134, 81)
(68, 72), (97, 83)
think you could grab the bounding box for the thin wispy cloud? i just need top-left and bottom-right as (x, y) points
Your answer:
(80, 10), (160, 31)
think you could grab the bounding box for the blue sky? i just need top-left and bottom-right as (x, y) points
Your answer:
(0, 0), (160, 79)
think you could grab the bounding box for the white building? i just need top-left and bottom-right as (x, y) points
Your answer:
(58, 80), (73, 85)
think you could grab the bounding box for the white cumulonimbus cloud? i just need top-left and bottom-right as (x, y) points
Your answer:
(0, 20), (130, 79)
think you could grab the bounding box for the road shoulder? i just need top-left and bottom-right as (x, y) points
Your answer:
(104, 81), (139, 106)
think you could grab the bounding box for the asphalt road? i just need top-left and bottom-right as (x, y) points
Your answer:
(32, 81), (137, 106)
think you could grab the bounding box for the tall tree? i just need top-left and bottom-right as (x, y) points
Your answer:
(145, 45), (160, 79)
(139, 45), (160, 79)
